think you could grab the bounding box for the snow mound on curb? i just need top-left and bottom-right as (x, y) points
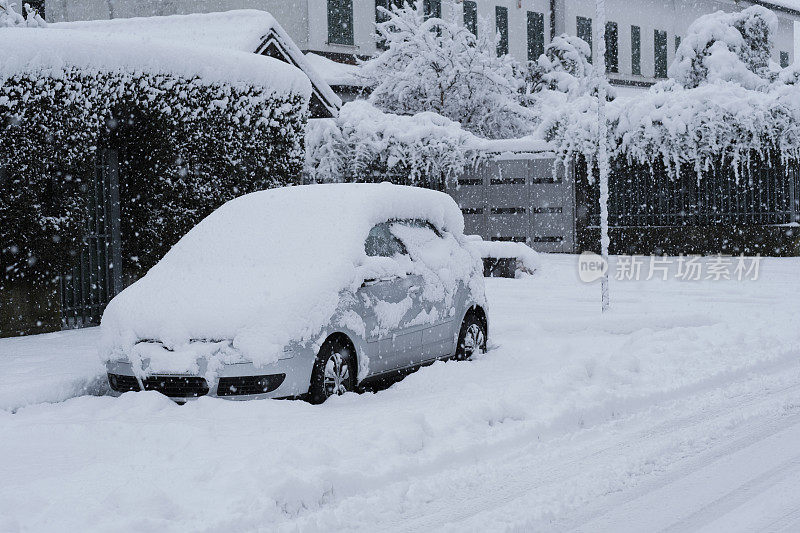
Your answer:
(466, 237), (541, 276)
(0, 28), (311, 96)
(100, 184), (466, 367)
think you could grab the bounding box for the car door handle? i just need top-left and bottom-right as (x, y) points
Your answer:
(362, 276), (398, 287)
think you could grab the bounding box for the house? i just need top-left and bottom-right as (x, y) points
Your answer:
(53, 10), (342, 117)
(46, 0), (799, 92)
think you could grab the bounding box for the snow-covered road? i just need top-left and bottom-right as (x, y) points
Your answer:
(1, 254), (799, 532)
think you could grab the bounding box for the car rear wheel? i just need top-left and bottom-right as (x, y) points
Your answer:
(454, 314), (487, 361)
(309, 339), (356, 404)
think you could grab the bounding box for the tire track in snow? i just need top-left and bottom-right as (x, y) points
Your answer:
(566, 412), (800, 532)
(287, 354), (800, 531)
(398, 368), (800, 532)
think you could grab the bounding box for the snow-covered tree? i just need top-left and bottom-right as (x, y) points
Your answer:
(0, 1), (46, 27)
(359, 0), (534, 139)
(525, 34), (593, 95)
(671, 6), (777, 89)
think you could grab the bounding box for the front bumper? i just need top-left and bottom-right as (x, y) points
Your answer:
(106, 355), (315, 401)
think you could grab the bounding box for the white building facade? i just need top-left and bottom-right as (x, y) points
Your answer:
(46, 0), (798, 86)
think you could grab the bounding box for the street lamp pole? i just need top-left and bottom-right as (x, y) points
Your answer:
(595, 0), (611, 313)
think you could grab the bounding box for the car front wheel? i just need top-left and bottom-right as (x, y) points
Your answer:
(455, 314), (487, 361)
(309, 339), (356, 404)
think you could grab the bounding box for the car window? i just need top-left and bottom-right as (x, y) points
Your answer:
(389, 219), (448, 263)
(393, 219), (443, 237)
(365, 222), (408, 257)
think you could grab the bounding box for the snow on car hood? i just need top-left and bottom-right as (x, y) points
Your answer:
(100, 183), (467, 368)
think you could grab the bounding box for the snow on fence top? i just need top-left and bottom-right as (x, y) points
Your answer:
(0, 27), (311, 97)
(53, 9), (339, 110)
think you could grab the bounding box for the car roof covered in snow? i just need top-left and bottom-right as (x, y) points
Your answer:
(0, 27), (311, 97)
(100, 183), (468, 364)
(53, 10), (342, 115)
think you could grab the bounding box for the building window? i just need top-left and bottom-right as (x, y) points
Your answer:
(464, 1), (477, 36)
(631, 25), (641, 75)
(496, 6), (509, 56)
(577, 16), (592, 63)
(605, 21), (618, 73)
(781, 51), (790, 68)
(654, 29), (668, 78)
(328, 0), (353, 45)
(527, 11), (545, 61)
(675, 35), (681, 52)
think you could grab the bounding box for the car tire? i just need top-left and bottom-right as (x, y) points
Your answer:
(454, 313), (487, 361)
(308, 338), (356, 404)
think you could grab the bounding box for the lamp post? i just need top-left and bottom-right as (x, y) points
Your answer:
(595, 0), (611, 313)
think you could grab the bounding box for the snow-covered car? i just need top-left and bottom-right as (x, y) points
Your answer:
(102, 183), (488, 403)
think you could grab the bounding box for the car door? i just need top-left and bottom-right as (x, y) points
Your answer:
(358, 222), (426, 375)
(388, 220), (457, 362)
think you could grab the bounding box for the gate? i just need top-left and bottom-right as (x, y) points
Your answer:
(60, 149), (123, 328)
(446, 154), (576, 253)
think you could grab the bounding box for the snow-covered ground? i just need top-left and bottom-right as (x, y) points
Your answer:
(0, 327), (105, 411)
(1, 254), (799, 531)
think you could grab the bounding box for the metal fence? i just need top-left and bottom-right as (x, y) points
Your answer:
(446, 154), (576, 253)
(60, 149), (123, 328)
(579, 155), (800, 227)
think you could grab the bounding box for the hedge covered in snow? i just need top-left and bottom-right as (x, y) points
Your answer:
(305, 101), (480, 188)
(543, 6), (800, 177)
(1, 29), (309, 287)
(305, 101), (552, 188)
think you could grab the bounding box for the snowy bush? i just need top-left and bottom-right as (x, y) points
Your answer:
(671, 6), (777, 90)
(543, 78), (800, 179)
(525, 34), (593, 95)
(1, 65), (306, 288)
(360, 0), (534, 139)
(539, 6), (800, 180)
(0, 0), (45, 27)
(305, 101), (482, 188)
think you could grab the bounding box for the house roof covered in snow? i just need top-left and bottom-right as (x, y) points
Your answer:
(53, 10), (341, 118)
(0, 27), (311, 98)
(303, 53), (364, 88)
